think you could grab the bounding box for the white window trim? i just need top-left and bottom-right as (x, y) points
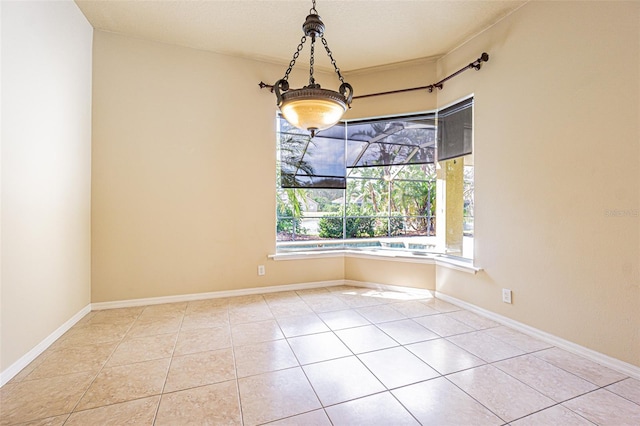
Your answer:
(434, 255), (482, 274)
(269, 250), (482, 273)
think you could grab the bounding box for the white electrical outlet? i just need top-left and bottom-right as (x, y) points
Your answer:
(502, 288), (512, 304)
(257, 265), (265, 276)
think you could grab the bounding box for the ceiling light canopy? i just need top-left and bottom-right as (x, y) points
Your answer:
(270, 0), (353, 138)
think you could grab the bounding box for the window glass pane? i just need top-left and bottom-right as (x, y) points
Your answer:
(279, 118), (346, 189)
(342, 215), (376, 239)
(276, 188), (304, 241)
(276, 111), (452, 256)
(276, 218), (295, 242)
(277, 188), (345, 241)
(301, 188), (343, 240)
(442, 154), (474, 259)
(373, 216), (404, 237)
(390, 179), (436, 236)
(347, 177), (389, 217)
(464, 163), (474, 239)
(394, 164), (436, 181)
(346, 139), (368, 168)
(318, 215), (344, 239)
(354, 143), (412, 168)
(308, 188), (344, 214)
(347, 114), (436, 168)
(347, 167), (387, 179)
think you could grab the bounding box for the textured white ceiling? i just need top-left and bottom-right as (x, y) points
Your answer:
(76, 0), (525, 72)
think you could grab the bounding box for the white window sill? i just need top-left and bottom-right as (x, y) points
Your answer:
(435, 256), (483, 274)
(269, 249), (436, 263)
(269, 250), (482, 273)
(269, 251), (345, 261)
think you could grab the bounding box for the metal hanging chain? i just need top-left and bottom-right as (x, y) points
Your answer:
(321, 37), (345, 84)
(309, 36), (316, 85)
(282, 35), (307, 82)
(260, 0), (352, 92)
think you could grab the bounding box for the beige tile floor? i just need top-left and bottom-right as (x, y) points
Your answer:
(2, 285), (639, 425)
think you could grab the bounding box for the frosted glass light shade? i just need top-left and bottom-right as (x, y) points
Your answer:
(279, 87), (348, 134)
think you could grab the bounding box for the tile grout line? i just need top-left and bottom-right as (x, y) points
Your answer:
(527, 348), (630, 388)
(6, 286), (638, 425)
(602, 378), (640, 407)
(278, 287), (426, 424)
(150, 304), (187, 426)
(276, 288), (493, 423)
(267, 291), (334, 424)
(490, 349), (606, 396)
(228, 298), (248, 426)
(329, 292), (574, 424)
(356, 297), (513, 425)
(440, 373), (510, 424)
(61, 307), (145, 424)
(441, 351), (621, 425)
(347, 319), (428, 426)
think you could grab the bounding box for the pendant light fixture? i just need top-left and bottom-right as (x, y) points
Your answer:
(266, 0), (353, 138)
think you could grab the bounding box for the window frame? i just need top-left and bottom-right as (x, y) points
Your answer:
(276, 99), (474, 260)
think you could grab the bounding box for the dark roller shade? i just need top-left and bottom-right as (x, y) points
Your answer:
(278, 112), (439, 188)
(436, 97), (473, 162)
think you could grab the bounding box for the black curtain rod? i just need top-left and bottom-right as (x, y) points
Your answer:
(353, 52), (489, 100)
(259, 52), (489, 98)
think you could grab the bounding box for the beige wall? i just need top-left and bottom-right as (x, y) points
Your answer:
(345, 257), (435, 291)
(1, 1), (93, 372)
(434, 1), (640, 366)
(91, 32), (345, 303)
(90, 32), (440, 303)
(345, 57), (439, 119)
(92, 1), (638, 368)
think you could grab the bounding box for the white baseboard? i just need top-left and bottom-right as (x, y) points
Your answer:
(91, 280), (345, 310)
(109, 278), (635, 380)
(435, 291), (640, 380)
(0, 304), (92, 387)
(4, 282), (636, 388)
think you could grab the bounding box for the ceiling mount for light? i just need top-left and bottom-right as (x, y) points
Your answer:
(261, 0), (353, 138)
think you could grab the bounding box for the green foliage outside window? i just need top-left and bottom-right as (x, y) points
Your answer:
(276, 188), (306, 236)
(318, 205), (375, 239)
